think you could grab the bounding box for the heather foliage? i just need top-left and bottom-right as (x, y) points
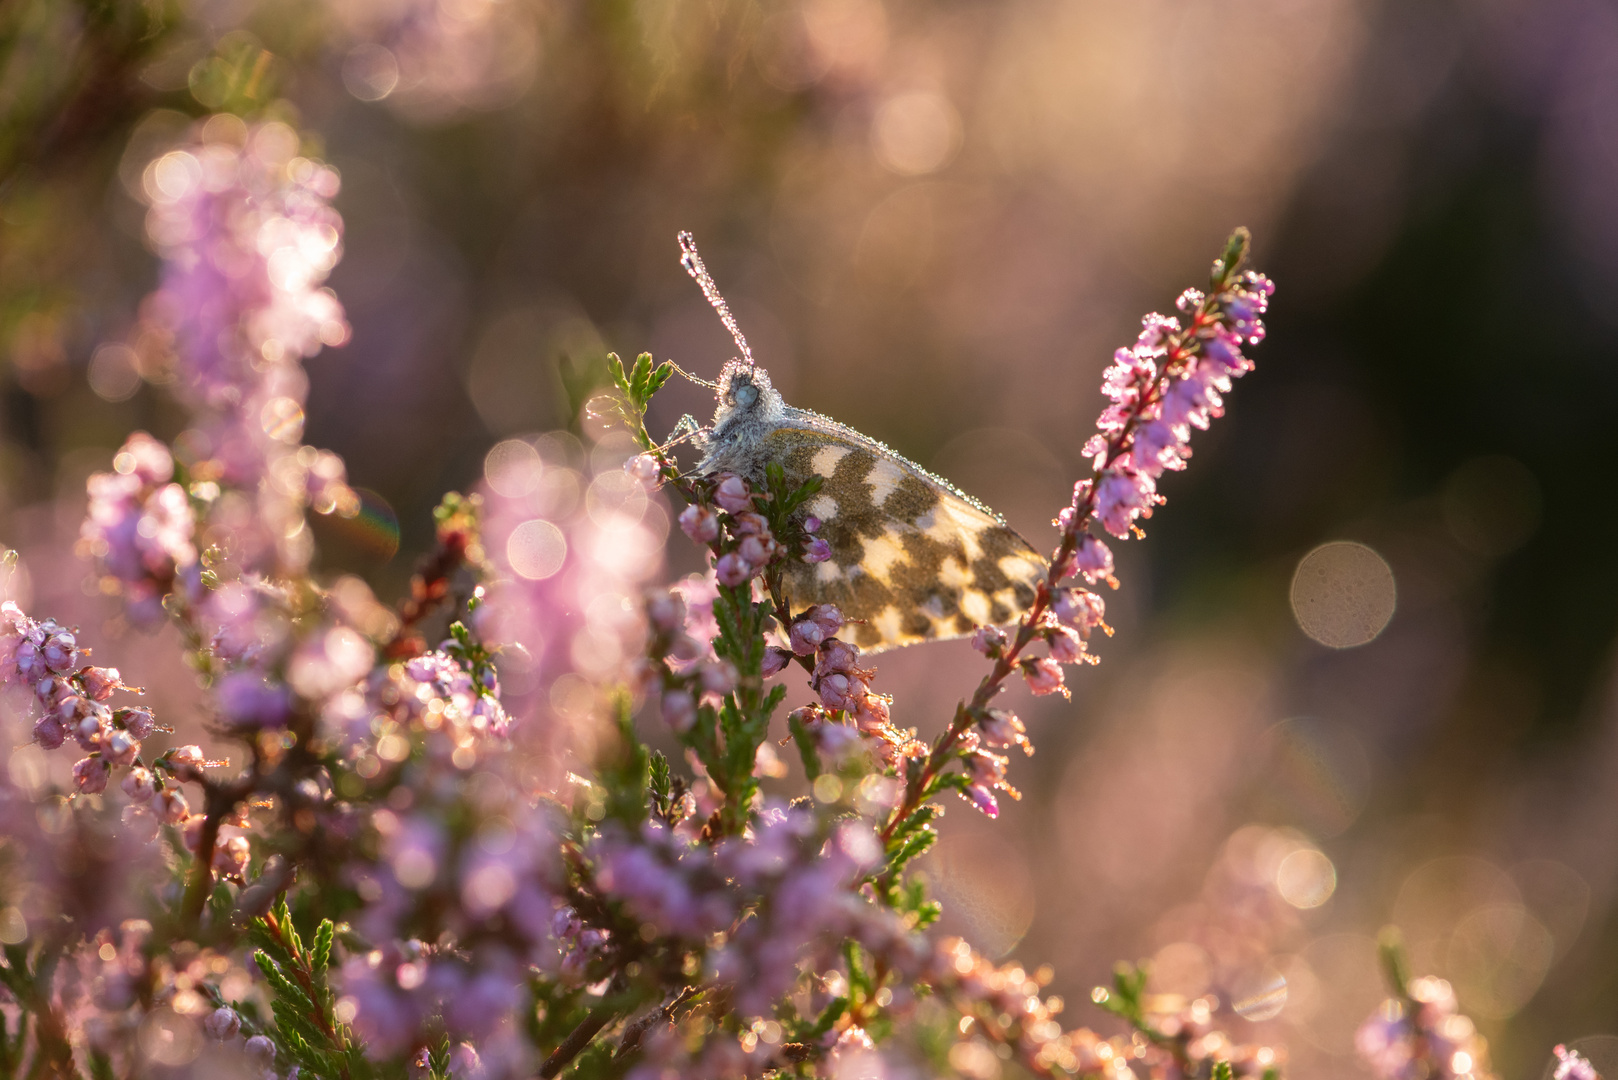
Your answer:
(0, 119), (1560, 1074)
(0, 124), (1302, 1076)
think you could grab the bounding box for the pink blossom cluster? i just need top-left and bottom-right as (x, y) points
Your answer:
(128, 118), (358, 585)
(641, 584), (738, 734)
(1356, 976), (1496, 1080)
(77, 433), (201, 625)
(476, 441), (666, 788)
(1079, 270), (1274, 541)
(350, 648), (510, 754)
(338, 783), (563, 1059)
(1555, 1046), (1603, 1080)
(2, 598), (154, 791)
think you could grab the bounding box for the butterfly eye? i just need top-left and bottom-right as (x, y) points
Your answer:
(734, 384), (759, 408)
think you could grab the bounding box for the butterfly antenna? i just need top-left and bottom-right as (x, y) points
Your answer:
(678, 231), (755, 369)
(666, 360), (718, 391)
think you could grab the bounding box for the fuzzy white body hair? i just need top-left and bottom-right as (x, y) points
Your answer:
(696, 360), (787, 479)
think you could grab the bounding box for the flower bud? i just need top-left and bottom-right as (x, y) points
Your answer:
(970, 625), (1006, 657)
(115, 706), (157, 740)
(678, 504), (719, 544)
(1021, 656), (1066, 697)
(1047, 625), (1085, 664)
(789, 605), (843, 655)
(737, 535), (772, 567)
(123, 767), (157, 802)
(713, 474), (752, 514)
(1051, 588), (1105, 631)
(661, 690), (696, 733)
(154, 787), (190, 824)
(213, 835), (250, 879)
(700, 660), (738, 696)
(244, 1035), (276, 1067)
(714, 552), (753, 587)
(73, 756), (110, 794)
(204, 1006), (241, 1040)
(42, 630), (77, 673)
(624, 454), (661, 489)
(760, 647), (793, 677)
(105, 729), (140, 767)
(32, 714), (66, 750)
(80, 667), (124, 701)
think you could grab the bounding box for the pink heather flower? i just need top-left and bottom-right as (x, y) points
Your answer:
(1022, 656), (1066, 696)
(204, 1006), (242, 1040)
(624, 453), (661, 489)
(761, 648), (793, 677)
(678, 503), (719, 544)
(713, 474), (753, 514)
(814, 638), (869, 679)
(962, 783), (999, 818)
(32, 714), (66, 750)
(104, 729), (140, 767)
(700, 659), (738, 696)
(154, 788), (190, 824)
(166, 744), (207, 780)
(970, 624), (1007, 657)
(13, 639), (42, 682)
(122, 767), (157, 802)
(1052, 587), (1105, 631)
(73, 756), (110, 795)
(645, 590), (684, 634)
(852, 691), (891, 729)
(815, 672), (861, 713)
(245, 1036), (276, 1068)
(1129, 417), (1187, 478)
(803, 515), (821, 533)
(731, 511), (771, 536)
(737, 534), (774, 567)
(1046, 625), (1085, 664)
(73, 712), (107, 752)
(977, 708), (1029, 752)
(1074, 534), (1114, 582)
(216, 671), (294, 729)
(1200, 325), (1253, 376)
(833, 1026), (877, 1058)
(1094, 469), (1156, 538)
(1355, 1002), (1414, 1080)
(714, 552), (754, 587)
(79, 667), (123, 700)
(115, 705), (157, 740)
(141, 124), (348, 412)
(1555, 1046), (1600, 1080)
(789, 604), (843, 655)
(213, 835), (251, 879)
(662, 690), (697, 733)
(803, 536), (833, 563)
(42, 629), (77, 673)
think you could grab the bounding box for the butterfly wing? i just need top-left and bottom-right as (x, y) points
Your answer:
(763, 417), (1048, 653)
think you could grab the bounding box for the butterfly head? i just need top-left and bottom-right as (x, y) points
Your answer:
(712, 358), (782, 427)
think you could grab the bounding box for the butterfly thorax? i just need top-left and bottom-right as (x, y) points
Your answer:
(696, 360), (787, 479)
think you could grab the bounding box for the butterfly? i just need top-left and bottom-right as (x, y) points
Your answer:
(675, 232), (1047, 653)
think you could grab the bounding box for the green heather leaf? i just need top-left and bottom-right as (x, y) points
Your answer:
(810, 997), (848, 1037)
(787, 710), (822, 780)
(311, 920), (334, 983)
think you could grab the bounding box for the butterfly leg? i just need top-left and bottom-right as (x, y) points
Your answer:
(659, 414), (705, 450)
